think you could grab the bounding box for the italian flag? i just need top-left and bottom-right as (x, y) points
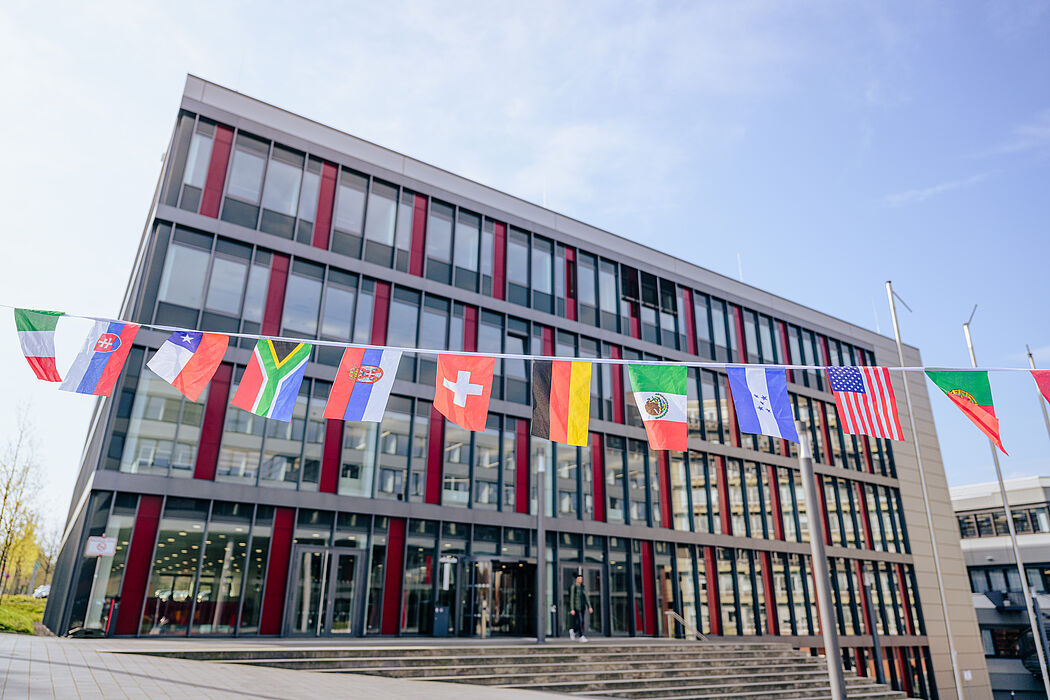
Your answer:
(627, 364), (687, 451)
(926, 370), (1007, 454)
(14, 309), (64, 382)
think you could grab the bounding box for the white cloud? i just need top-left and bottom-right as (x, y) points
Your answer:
(978, 109), (1050, 158)
(883, 172), (993, 207)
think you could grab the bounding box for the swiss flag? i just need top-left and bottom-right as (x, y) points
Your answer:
(435, 354), (495, 431)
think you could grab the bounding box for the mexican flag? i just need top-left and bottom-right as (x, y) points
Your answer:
(627, 364), (687, 451)
(926, 370), (1007, 454)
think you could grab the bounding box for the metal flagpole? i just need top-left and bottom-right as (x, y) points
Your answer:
(1027, 346), (1050, 444)
(796, 421), (846, 700)
(885, 281), (965, 700)
(536, 450), (546, 644)
(964, 316), (1050, 697)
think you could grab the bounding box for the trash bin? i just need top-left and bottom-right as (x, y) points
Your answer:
(433, 606), (450, 637)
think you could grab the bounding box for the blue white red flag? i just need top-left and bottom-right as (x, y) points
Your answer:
(147, 331), (229, 402)
(60, 320), (140, 397)
(726, 366), (798, 442)
(324, 346), (402, 421)
(826, 366), (903, 440)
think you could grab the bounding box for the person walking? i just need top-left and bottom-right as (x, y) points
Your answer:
(568, 574), (593, 642)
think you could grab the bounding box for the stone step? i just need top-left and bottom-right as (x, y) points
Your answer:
(422, 666), (839, 686)
(317, 659), (824, 678)
(505, 676), (880, 697)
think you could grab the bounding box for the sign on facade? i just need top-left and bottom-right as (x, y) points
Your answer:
(84, 536), (117, 557)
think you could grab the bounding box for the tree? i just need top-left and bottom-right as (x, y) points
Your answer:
(0, 409), (43, 596)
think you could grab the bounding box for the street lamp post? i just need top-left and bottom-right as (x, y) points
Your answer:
(536, 450), (546, 644)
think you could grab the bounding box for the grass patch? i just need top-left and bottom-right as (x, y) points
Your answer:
(0, 595), (46, 634)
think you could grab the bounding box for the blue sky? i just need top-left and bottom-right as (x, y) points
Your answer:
(1, 1), (1049, 531)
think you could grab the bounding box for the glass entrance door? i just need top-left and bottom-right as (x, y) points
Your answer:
(561, 564), (605, 636)
(458, 559), (535, 637)
(287, 546), (365, 636)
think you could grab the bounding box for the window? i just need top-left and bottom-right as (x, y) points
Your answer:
(532, 236), (553, 312)
(295, 158), (322, 244)
(180, 120), (214, 212)
(693, 293), (712, 359)
(605, 436), (626, 524)
(158, 240), (210, 312)
(191, 502), (252, 634)
(577, 253), (598, 326)
(480, 220), (495, 296)
(710, 299), (729, 361)
(478, 311), (503, 400)
(425, 201), (454, 284)
(204, 243), (251, 318)
(473, 416), (500, 510)
(659, 279), (677, 348)
(958, 515), (977, 539)
(319, 270), (357, 341)
(374, 396), (412, 501)
(394, 191), (415, 273)
(417, 295), (449, 386)
(241, 252), (270, 329)
(387, 287), (421, 381)
(506, 228), (529, 306)
(282, 260), (324, 336)
(598, 260), (618, 330)
(353, 280), (375, 346)
(140, 498), (209, 635)
(453, 210), (480, 291)
(443, 423), (471, 508)
(260, 146), (304, 239)
(505, 319), (529, 404)
(363, 180), (398, 266)
(332, 170), (367, 258)
(743, 310), (760, 363)
(222, 133), (268, 228)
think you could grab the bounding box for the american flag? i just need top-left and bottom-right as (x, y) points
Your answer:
(826, 366), (904, 441)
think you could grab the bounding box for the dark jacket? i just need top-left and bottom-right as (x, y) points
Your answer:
(570, 582), (590, 611)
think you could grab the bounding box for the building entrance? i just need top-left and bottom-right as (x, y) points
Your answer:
(456, 558), (535, 637)
(560, 564), (605, 636)
(284, 546), (366, 636)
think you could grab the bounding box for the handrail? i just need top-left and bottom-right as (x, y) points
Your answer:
(663, 610), (709, 641)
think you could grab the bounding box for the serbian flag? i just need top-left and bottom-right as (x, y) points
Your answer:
(1032, 371), (1050, 407)
(59, 320), (140, 397)
(434, 354), (494, 431)
(146, 331), (229, 402)
(926, 370), (1007, 454)
(324, 346), (402, 421)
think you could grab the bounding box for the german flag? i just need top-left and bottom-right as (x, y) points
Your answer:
(531, 360), (592, 446)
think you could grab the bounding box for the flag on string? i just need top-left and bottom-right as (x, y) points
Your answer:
(926, 370), (1007, 454)
(1032, 371), (1050, 407)
(726, 366), (798, 442)
(435, 354), (494, 431)
(59, 320), (140, 397)
(146, 331), (229, 402)
(826, 366), (904, 441)
(14, 308), (64, 382)
(627, 364), (687, 451)
(532, 360), (592, 447)
(231, 340), (312, 421)
(324, 346), (402, 421)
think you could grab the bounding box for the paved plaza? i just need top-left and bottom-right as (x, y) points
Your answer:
(0, 634), (573, 699)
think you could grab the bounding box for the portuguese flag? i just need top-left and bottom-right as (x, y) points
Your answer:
(14, 308), (64, 382)
(531, 360), (592, 447)
(926, 370), (1007, 454)
(627, 364), (687, 451)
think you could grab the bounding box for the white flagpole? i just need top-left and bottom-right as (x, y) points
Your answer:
(1027, 346), (1050, 445)
(885, 281), (964, 700)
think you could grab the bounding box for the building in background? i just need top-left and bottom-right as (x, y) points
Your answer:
(43, 75), (990, 699)
(954, 477), (1050, 699)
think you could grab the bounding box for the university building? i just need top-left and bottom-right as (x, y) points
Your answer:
(44, 75), (990, 699)
(954, 477), (1050, 699)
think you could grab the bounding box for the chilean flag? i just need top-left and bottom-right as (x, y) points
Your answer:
(147, 331), (230, 402)
(60, 321), (140, 397)
(323, 346), (402, 421)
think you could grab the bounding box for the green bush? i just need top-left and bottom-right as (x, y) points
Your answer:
(0, 595), (46, 634)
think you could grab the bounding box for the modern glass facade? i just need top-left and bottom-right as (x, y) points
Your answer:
(44, 77), (951, 699)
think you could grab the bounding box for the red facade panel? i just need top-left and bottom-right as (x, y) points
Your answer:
(409, 194), (427, 276)
(681, 288), (698, 355)
(819, 402), (835, 467)
(609, 344), (624, 424)
(259, 507), (295, 634)
(658, 451), (672, 529)
(856, 482), (874, 549)
(767, 464), (785, 540)
(425, 405), (445, 505)
(319, 419), (344, 494)
(199, 125), (233, 218)
(704, 546), (721, 635)
(463, 305), (478, 352)
(261, 253), (289, 336)
(193, 363), (232, 481)
(590, 432), (605, 521)
(761, 551), (779, 635)
(816, 474), (833, 546)
(312, 161), (338, 250)
(731, 304), (746, 363)
(641, 540), (656, 636)
(716, 456), (732, 535)
(492, 222), (506, 300)
(515, 418), (530, 514)
(628, 301), (640, 339)
(564, 246), (577, 321)
(724, 376), (741, 448)
(114, 494), (162, 635)
(381, 517), (406, 635)
(541, 325), (554, 356)
(371, 281), (391, 346)
(896, 563), (915, 635)
(777, 320), (793, 384)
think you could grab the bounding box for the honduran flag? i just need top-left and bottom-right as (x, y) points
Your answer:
(146, 331), (229, 402)
(323, 346), (402, 421)
(59, 320), (140, 397)
(231, 340), (313, 422)
(726, 366), (799, 442)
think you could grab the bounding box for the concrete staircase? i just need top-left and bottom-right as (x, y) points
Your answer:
(135, 640), (911, 699)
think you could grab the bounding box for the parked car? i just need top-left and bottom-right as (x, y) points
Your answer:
(32, 585), (50, 599)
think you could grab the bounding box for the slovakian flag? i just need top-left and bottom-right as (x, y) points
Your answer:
(726, 366), (798, 442)
(59, 320), (140, 397)
(14, 308), (64, 382)
(532, 360), (591, 447)
(324, 346), (402, 421)
(1032, 371), (1050, 407)
(146, 331), (229, 402)
(627, 364), (687, 451)
(435, 354), (494, 431)
(826, 366), (904, 441)
(926, 370), (1007, 454)
(231, 340), (312, 421)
